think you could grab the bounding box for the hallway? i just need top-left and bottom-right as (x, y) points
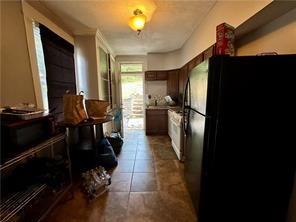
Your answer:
(45, 130), (196, 222)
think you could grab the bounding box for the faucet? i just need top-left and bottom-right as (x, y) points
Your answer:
(154, 99), (158, 106)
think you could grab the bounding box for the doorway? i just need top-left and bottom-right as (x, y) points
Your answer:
(121, 74), (144, 130)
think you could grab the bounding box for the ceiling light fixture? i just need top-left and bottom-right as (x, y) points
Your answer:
(128, 9), (147, 35)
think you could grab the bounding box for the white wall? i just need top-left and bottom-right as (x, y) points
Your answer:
(75, 35), (99, 99)
(179, 1), (272, 66)
(147, 1), (272, 71)
(116, 55), (148, 71)
(147, 49), (181, 70)
(1, 0), (36, 107)
(236, 8), (296, 55)
(75, 31), (115, 100)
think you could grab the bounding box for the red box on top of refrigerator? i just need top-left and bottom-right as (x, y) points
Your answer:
(216, 23), (235, 55)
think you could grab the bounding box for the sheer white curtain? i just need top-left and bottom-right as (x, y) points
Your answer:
(32, 22), (49, 111)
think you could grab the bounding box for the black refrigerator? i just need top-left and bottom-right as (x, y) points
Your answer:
(183, 55), (296, 222)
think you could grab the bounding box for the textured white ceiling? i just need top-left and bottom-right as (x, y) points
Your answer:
(38, 0), (216, 55)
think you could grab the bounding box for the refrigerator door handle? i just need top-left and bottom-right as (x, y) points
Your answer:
(182, 106), (191, 137)
(182, 79), (187, 112)
(182, 110), (187, 136)
(182, 78), (191, 136)
(188, 77), (191, 108)
(185, 109), (191, 135)
(182, 77), (191, 109)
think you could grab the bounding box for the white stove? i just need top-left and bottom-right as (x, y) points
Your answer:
(168, 109), (183, 160)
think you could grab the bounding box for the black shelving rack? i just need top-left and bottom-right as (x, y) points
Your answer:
(0, 133), (72, 222)
(0, 184), (47, 222)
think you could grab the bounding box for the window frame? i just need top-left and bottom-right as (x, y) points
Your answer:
(120, 63), (143, 74)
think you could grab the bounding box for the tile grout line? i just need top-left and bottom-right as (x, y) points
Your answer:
(126, 132), (140, 213)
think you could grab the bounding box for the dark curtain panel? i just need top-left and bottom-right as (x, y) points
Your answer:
(39, 25), (76, 122)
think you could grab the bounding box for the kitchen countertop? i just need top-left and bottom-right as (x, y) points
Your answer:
(146, 105), (181, 111)
(146, 106), (170, 110)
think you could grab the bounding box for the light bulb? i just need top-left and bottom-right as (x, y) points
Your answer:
(128, 9), (146, 33)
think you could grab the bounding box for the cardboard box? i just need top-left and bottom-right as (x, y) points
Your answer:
(216, 23), (235, 55)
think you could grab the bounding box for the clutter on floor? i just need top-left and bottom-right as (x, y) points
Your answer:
(81, 166), (111, 200)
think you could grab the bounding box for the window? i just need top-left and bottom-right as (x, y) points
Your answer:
(39, 24), (76, 122)
(120, 63), (143, 73)
(33, 23), (76, 122)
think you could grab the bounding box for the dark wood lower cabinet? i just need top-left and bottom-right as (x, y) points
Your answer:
(145, 109), (168, 135)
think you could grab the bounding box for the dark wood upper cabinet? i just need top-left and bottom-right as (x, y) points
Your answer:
(204, 44), (215, 60)
(187, 60), (195, 73)
(167, 70), (179, 102)
(145, 71), (156, 80)
(195, 53), (204, 66)
(188, 53), (204, 73)
(145, 71), (168, 81)
(156, 71), (168, 80)
(179, 65), (188, 97)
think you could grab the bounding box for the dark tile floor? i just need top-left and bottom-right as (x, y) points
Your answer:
(45, 130), (197, 222)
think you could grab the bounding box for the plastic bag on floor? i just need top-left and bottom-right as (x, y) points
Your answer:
(106, 132), (123, 155)
(97, 138), (118, 169)
(81, 166), (111, 199)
